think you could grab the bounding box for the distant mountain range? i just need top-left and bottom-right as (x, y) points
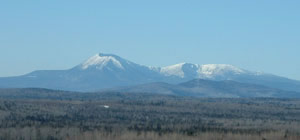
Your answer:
(0, 53), (300, 97)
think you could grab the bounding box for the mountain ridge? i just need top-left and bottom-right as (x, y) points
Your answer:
(0, 53), (300, 93)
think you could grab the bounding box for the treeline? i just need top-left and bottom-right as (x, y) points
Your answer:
(0, 96), (300, 140)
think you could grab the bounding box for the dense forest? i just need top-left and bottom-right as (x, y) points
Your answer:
(0, 88), (300, 140)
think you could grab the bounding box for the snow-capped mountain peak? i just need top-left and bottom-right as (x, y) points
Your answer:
(80, 53), (124, 70)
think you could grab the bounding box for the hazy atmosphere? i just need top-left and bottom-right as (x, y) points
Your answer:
(1, 0), (300, 80)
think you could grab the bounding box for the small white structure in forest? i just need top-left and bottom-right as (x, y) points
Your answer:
(103, 105), (110, 109)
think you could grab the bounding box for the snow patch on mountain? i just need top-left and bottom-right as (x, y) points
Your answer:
(81, 53), (124, 70)
(159, 63), (246, 78)
(199, 64), (245, 76)
(160, 63), (187, 78)
(148, 66), (161, 72)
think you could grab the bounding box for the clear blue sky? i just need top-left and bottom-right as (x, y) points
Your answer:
(0, 0), (300, 80)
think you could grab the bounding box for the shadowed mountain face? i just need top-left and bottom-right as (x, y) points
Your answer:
(0, 53), (300, 93)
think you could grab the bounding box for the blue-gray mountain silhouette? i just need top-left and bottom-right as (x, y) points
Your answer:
(0, 53), (300, 92)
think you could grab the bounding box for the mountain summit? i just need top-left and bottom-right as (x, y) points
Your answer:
(79, 53), (126, 70)
(0, 53), (300, 92)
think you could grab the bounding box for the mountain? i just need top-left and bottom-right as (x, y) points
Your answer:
(160, 63), (300, 92)
(104, 79), (300, 98)
(160, 63), (245, 79)
(0, 53), (300, 92)
(0, 53), (162, 91)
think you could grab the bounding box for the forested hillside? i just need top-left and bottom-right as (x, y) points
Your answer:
(0, 89), (299, 140)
